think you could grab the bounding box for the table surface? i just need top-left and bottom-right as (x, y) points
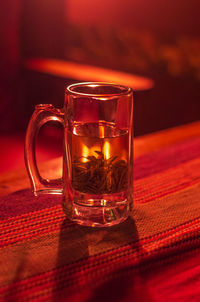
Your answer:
(1, 121), (200, 302)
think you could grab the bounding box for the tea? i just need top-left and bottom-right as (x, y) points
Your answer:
(67, 122), (129, 194)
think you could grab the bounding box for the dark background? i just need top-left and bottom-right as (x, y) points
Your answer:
(0, 0), (200, 172)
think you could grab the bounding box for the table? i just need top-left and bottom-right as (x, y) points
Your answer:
(0, 121), (200, 301)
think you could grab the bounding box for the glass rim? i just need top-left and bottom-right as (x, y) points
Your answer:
(66, 82), (132, 97)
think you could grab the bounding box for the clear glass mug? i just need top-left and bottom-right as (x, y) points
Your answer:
(25, 82), (134, 227)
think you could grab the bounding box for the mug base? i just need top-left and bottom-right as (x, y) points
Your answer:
(62, 198), (132, 227)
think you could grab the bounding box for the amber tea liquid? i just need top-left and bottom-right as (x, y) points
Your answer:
(63, 121), (133, 226)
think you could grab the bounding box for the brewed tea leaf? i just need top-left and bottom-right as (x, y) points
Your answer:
(72, 152), (128, 194)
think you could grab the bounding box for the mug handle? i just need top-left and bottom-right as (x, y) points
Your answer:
(24, 104), (64, 196)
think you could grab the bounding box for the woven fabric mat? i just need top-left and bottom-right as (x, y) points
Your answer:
(1, 136), (200, 301)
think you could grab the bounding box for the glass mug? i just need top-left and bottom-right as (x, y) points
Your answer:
(25, 82), (134, 227)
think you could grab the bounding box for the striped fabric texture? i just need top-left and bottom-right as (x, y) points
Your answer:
(0, 136), (200, 301)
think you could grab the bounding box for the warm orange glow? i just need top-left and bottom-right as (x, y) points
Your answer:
(122, 150), (127, 161)
(99, 125), (105, 138)
(103, 141), (110, 160)
(91, 146), (100, 156)
(82, 145), (89, 162)
(25, 59), (154, 91)
(74, 208), (79, 216)
(100, 199), (107, 206)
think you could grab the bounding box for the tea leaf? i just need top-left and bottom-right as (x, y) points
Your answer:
(94, 150), (104, 159)
(72, 152), (128, 194)
(94, 150), (103, 156)
(106, 156), (118, 165)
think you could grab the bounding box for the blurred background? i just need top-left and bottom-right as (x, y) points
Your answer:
(0, 0), (200, 172)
